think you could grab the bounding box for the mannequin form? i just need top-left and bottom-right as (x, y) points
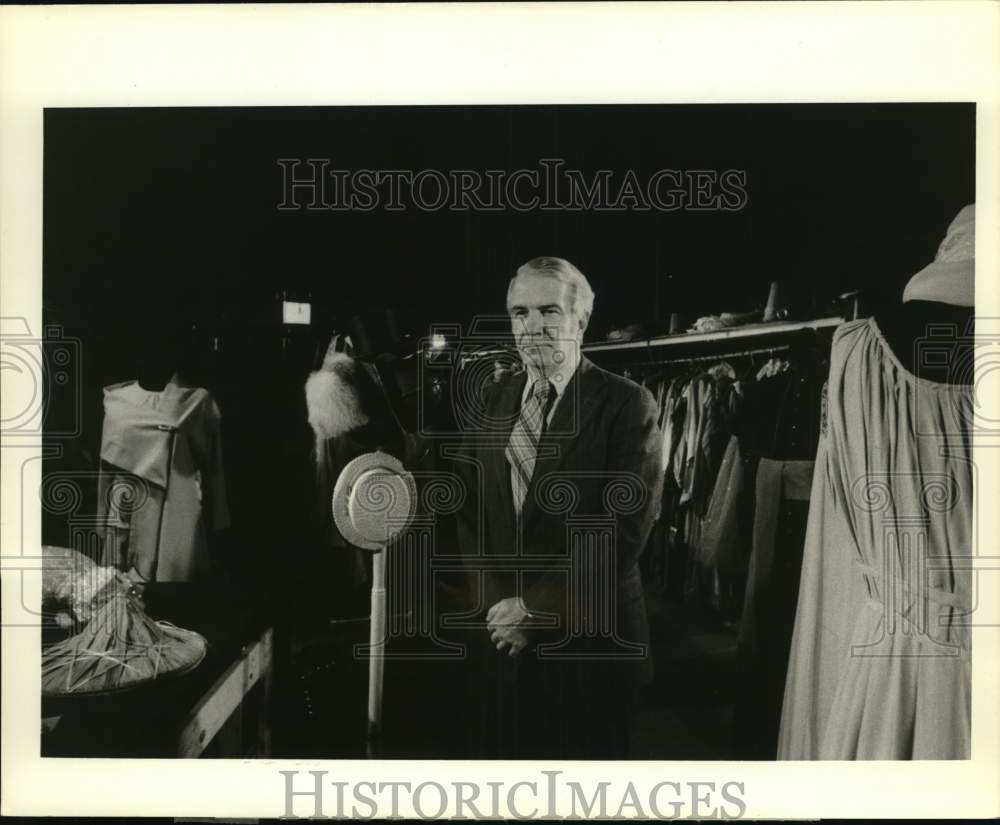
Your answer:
(136, 358), (176, 393)
(872, 300), (974, 386)
(101, 312), (229, 583)
(871, 202), (975, 387)
(134, 320), (186, 393)
(779, 206), (976, 759)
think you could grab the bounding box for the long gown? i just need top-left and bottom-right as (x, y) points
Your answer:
(778, 317), (973, 759)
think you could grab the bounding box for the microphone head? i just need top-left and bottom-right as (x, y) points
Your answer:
(331, 451), (417, 552)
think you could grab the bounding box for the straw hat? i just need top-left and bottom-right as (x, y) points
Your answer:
(903, 204), (975, 307)
(41, 546), (207, 697)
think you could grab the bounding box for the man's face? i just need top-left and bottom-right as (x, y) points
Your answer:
(507, 274), (588, 374)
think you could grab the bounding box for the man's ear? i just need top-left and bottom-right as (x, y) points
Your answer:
(577, 311), (591, 336)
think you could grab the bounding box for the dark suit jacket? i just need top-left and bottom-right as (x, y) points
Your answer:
(456, 356), (664, 695)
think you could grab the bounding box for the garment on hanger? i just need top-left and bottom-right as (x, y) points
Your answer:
(659, 374), (689, 475)
(676, 367), (736, 514)
(647, 373), (690, 594)
(736, 354), (826, 463)
(698, 364), (737, 509)
(694, 340), (828, 754)
(626, 341), (822, 604)
(673, 373), (704, 498)
(97, 377), (229, 582)
(697, 434), (746, 574)
(683, 366), (737, 559)
(735, 457), (813, 757)
(778, 318), (972, 759)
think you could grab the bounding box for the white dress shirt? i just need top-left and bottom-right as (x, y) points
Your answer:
(518, 347), (581, 428)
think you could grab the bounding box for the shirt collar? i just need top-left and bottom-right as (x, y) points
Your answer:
(522, 346), (581, 401)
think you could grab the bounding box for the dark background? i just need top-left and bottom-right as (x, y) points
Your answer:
(42, 102), (975, 587)
(45, 104), (975, 335)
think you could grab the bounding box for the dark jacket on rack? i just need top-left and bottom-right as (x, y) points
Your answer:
(734, 345), (828, 463)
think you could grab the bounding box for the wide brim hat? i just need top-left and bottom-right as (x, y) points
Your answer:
(41, 547), (207, 697)
(903, 204), (974, 307)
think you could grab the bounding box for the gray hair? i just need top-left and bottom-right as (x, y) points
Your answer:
(507, 256), (596, 319)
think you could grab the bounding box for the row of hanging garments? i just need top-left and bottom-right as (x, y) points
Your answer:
(630, 330), (831, 757)
(641, 357), (733, 606)
(727, 336), (828, 759)
(650, 358), (740, 596)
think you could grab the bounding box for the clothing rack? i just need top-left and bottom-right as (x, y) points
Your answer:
(583, 316), (843, 354)
(644, 343), (791, 369)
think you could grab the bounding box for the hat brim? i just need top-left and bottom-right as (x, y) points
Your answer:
(902, 259), (974, 307)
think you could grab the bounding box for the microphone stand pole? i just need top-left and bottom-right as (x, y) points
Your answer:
(366, 544), (386, 758)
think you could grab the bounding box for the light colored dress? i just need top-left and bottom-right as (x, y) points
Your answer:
(778, 318), (973, 759)
(97, 378), (229, 582)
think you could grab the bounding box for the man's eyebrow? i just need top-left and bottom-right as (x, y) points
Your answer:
(508, 303), (562, 312)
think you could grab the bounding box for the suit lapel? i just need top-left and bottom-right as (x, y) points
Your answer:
(521, 357), (607, 526)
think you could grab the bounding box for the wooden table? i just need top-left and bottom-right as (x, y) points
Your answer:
(177, 625), (273, 757)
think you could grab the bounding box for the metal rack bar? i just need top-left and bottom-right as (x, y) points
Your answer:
(644, 343), (791, 368)
(583, 316), (843, 353)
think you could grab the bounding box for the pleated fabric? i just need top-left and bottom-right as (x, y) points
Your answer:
(697, 434), (744, 571)
(778, 318), (973, 760)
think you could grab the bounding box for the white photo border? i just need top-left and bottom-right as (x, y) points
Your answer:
(1, 2), (998, 819)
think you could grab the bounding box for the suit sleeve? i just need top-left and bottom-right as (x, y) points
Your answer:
(606, 384), (665, 577)
(522, 384), (664, 625)
(453, 426), (482, 559)
(452, 384), (494, 614)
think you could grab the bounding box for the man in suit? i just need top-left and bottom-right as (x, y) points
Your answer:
(457, 256), (664, 759)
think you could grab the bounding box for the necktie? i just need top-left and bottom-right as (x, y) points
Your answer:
(506, 378), (555, 515)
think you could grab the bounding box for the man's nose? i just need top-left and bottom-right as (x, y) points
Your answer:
(522, 312), (545, 334)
